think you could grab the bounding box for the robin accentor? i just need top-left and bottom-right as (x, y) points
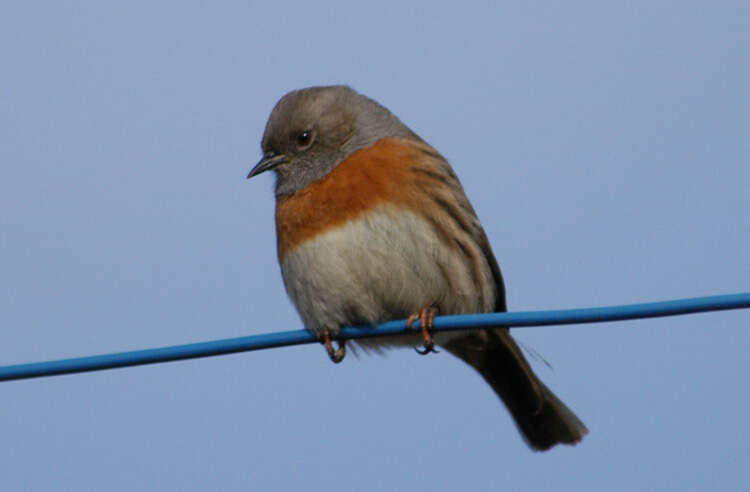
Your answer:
(247, 85), (587, 450)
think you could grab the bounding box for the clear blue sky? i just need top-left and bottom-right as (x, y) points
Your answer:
(2, 2), (749, 491)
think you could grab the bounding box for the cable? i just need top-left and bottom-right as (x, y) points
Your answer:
(1, 292), (748, 382)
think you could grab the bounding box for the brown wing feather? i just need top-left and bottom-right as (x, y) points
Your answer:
(401, 138), (587, 450)
(405, 139), (507, 312)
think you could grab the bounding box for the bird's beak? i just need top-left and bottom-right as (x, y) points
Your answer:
(247, 152), (288, 179)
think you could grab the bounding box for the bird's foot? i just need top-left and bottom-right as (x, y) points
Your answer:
(319, 330), (346, 363)
(407, 307), (439, 355)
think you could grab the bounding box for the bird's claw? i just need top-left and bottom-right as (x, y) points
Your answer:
(320, 331), (346, 363)
(407, 307), (439, 355)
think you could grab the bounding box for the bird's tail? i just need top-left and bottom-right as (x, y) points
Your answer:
(443, 328), (587, 451)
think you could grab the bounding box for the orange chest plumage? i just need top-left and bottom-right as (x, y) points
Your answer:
(275, 137), (430, 260)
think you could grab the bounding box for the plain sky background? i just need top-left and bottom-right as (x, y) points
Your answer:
(2, 2), (749, 491)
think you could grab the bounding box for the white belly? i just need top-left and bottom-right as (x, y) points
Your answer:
(279, 204), (496, 348)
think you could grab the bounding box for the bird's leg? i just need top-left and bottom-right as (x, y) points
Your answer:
(407, 306), (439, 355)
(319, 329), (346, 363)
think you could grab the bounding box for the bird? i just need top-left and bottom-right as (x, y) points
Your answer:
(247, 85), (587, 451)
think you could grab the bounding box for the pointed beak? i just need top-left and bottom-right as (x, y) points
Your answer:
(247, 152), (288, 179)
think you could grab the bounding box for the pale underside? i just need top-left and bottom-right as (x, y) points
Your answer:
(279, 204), (497, 352)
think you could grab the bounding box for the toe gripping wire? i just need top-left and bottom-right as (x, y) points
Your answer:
(319, 306), (439, 364)
(407, 307), (439, 355)
(320, 331), (346, 363)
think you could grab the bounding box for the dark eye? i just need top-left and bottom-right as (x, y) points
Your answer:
(295, 129), (314, 150)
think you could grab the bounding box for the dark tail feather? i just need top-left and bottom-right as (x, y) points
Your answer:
(443, 328), (587, 451)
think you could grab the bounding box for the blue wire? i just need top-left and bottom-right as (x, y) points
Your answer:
(1, 292), (749, 382)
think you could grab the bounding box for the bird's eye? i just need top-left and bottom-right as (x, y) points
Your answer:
(295, 130), (314, 150)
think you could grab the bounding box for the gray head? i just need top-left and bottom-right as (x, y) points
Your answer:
(247, 85), (418, 197)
